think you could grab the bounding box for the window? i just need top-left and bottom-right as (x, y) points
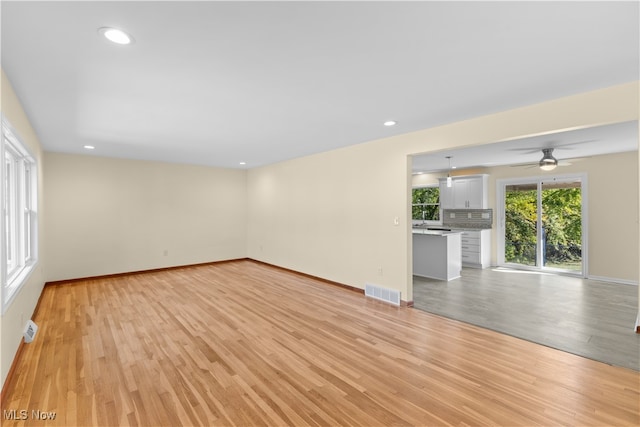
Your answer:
(2, 120), (38, 312)
(412, 186), (440, 222)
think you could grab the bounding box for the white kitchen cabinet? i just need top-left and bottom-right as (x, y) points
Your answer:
(457, 229), (491, 268)
(440, 175), (488, 209)
(464, 176), (487, 208)
(439, 179), (453, 210)
(452, 178), (471, 208)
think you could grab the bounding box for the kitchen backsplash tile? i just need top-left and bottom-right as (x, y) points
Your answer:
(443, 209), (493, 229)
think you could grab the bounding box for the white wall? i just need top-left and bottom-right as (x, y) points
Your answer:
(486, 151), (638, 282)
(247, 140), (408, 294)
(44, 153), (248, 281)
(248, 82), (639, 303)
(412, 173), (444, 188)
(1, 70), (47, 387)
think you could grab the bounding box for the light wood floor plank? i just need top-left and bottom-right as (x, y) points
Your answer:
(2, 260), (638, 426)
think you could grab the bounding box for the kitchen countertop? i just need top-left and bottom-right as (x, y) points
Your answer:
(412, 229), (463, 236)
(413, 225), (491, 232)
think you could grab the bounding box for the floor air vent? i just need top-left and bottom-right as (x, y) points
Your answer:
(365, 283), (400, 306)
(24, 320), (38, 343)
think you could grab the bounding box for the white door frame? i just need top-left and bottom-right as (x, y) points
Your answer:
(496, 173), (588, 277)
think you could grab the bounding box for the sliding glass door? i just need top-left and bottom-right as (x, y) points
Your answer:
(504, 183), (538, 266)
(498, 175), (586, 275)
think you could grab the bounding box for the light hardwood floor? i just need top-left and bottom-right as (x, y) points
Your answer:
(2, 260), (639, 426)
(413, 267), (640, 371)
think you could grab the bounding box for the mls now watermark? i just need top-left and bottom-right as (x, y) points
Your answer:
(4, 409), (57, 421)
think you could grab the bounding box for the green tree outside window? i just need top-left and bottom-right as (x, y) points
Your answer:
(505, 186), (581, 269)
(412, 187), (440, 222)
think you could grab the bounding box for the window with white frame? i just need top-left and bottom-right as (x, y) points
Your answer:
(412, 185), (440, 223)
(2, 119), (38, 312)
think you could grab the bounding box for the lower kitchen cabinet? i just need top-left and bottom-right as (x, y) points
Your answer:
(456, 229), (491, 268)
(413, 230), (462, 281)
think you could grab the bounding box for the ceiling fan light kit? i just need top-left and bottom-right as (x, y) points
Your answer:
(539, 148), (558, 171)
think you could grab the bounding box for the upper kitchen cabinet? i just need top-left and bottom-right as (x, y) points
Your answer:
(438, 179), (452, 210)
(439, 174), (489, 209)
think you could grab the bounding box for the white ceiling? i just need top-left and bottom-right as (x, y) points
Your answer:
(412, 120), (639, 174)
(1, 1), (638, 169)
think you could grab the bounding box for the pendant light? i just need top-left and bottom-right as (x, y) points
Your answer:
(446, 156), (453, 187)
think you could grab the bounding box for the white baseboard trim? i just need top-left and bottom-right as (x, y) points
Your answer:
(587, 275), (638, 286)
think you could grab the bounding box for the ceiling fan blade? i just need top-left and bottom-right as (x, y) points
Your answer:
(553, 139), (597, 149)
(564, 156), (590, 161)
(557, 156), (592, 166)
(507, 147), (543, 154)
(507, 139), (597, 154)
(509, 162), (537, 168)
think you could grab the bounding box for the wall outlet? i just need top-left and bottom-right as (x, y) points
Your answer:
(377, 267), (383, 276)
(163, 249), (169, 256)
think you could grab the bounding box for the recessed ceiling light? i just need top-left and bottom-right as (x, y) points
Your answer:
(98, 27), (134, 45)
(383, 120), (397, 127)
(83, 145), (95, 150)
(239, 162), (246, 165)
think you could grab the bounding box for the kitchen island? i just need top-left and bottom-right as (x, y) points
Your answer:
(413, 229), (462, 281)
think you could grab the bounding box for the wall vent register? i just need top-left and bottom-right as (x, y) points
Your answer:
(23, 320), (38, 343)
(365, 283), (401, 306)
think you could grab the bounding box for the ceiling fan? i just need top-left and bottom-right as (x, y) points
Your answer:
(510, 147), (589, 170)
(539, 148), (558, 170)
(509, 139), (594, 170)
